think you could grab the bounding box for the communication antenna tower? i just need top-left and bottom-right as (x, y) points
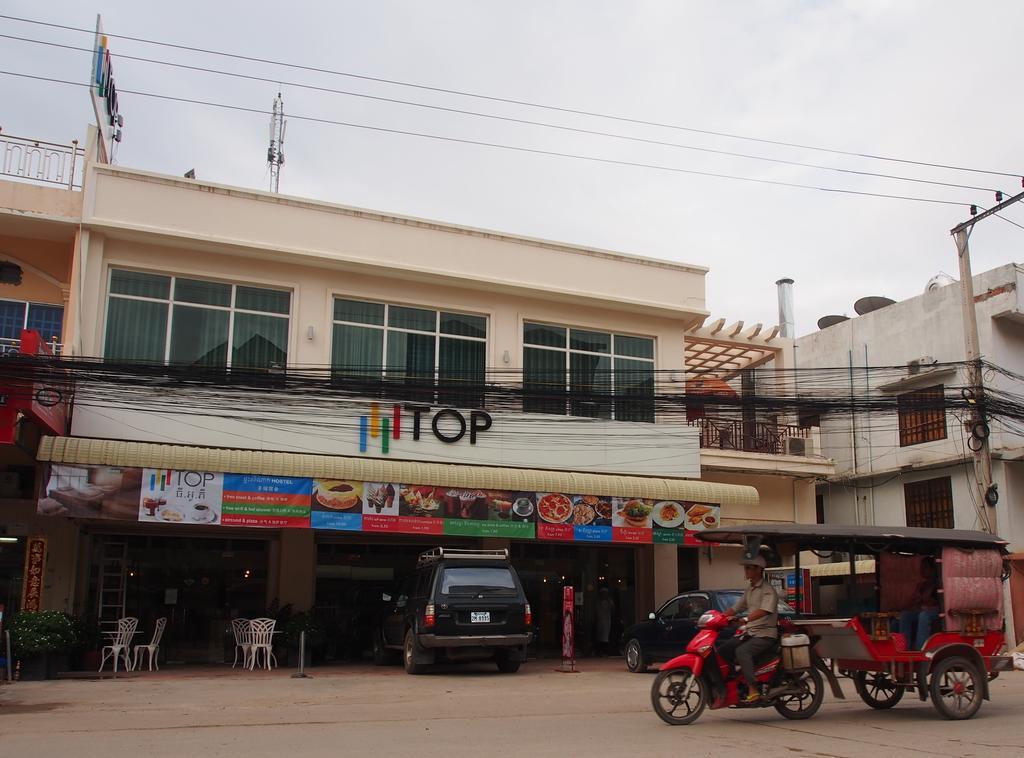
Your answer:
(267, 92), (286, 193)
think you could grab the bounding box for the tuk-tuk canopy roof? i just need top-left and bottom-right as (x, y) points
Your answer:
(698, 523), (1009, 553)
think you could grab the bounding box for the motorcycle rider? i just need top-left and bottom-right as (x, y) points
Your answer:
(719, 553), (779, 703)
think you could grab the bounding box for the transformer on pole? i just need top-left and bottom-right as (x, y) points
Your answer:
(267, 92), (286, 193)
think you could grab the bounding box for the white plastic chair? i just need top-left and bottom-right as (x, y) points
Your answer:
(247, 617), (277, 670)
(231, 618), (252, 669)
(132, 617), (167, 671)
(99, 617), (139, 673)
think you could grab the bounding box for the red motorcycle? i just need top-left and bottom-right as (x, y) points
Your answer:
(651, 610), (833, 725)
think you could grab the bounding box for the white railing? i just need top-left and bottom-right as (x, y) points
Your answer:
(0, 130), (84, 189)
(0, 337), (63, 356)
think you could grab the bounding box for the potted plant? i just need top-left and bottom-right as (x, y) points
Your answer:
(284, 610), (326, 667)
(9, 610), (79, 680)
(70, 613), (104, 671)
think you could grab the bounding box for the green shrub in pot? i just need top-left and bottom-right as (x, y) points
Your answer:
(9, 610), (79, 679)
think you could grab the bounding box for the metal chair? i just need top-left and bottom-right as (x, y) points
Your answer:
(99, 617), (139, 673)
(231, 618), (252, 669)
(247, 617), (277, 670)
(132, 617), (167, 671)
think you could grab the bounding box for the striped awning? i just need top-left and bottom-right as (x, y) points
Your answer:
(37, 436), (759, 507)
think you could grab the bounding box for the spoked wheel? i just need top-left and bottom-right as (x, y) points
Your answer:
(650, 668), (707, 726)
(403, 629), (426, 675)
(929, 657), (983, 720)
(774, 668), (825, 720)
(854, 671), (905, 709)
(625, 639), (647, 673)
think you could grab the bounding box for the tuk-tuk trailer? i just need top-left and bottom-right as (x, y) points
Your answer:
(697, 524), (1014, 720)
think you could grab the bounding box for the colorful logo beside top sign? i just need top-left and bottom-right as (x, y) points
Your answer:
(358, 402), (493, 454)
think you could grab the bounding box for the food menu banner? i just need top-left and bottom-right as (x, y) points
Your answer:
(222, 475), (312, 528)
(38, 464), (720, 543)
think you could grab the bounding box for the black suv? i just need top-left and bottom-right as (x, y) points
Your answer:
(374, 547), (532, 674)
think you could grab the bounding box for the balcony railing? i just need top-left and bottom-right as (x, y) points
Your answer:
(1, 131), (84, 189)
(0, 337), (63, 356)
(688, 416), (808, 455)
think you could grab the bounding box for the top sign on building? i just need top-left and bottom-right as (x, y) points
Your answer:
(90, 14), (123, 160)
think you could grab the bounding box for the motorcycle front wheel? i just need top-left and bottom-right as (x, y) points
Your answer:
(773, 668), (825, 720)
(651, 668), (708, 725)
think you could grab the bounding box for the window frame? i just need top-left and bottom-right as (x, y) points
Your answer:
(103, 267), (292, 368)
(896, 384), (947, 447)
(330, 295), (488, 397)
(0, 298), (65, 345)
(522, 320), (656, 421)
(903, 476), (955, 529)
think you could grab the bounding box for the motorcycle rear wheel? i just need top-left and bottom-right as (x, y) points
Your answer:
(651, 668), (707, 726)
(773, 668), (825, 720)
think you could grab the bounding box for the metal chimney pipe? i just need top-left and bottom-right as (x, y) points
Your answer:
(776, 278), (795, 338)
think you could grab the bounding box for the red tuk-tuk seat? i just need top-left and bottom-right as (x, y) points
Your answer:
(941, 547), (1003, 634)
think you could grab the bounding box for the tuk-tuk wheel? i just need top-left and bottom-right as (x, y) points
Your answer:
(929, 656), (982, 720)
(853, 671), (904, 709)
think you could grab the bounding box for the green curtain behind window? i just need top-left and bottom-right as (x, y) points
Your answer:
(524, 347), (566, 415)
(571, 352), (612, 418)
(233, 313), (288, 369)
(170, 305), (229, 366)
(439, 337), (485, 407)
(105, 299), (168, 362)
(332, 324), (383, 379)
(614, 357), (655, 422)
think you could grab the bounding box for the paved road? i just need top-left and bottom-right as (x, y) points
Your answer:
(2, 659), (1023, 757)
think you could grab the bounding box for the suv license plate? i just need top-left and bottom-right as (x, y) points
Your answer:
(471, 612), (490, 623)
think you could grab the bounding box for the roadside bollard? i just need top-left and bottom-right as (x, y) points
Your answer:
(292, 630), (309, 678)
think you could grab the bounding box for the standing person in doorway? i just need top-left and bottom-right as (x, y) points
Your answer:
(595, 587), (615, 656)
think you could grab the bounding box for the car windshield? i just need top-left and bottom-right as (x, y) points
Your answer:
(440, 566), (518, 596)
(715, 591), (794, 614)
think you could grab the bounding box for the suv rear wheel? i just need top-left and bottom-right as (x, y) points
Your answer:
(403, 629), (427, 675)
(496, 651), (521, 673)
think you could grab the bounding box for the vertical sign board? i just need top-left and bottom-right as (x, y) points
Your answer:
(91, 14), (123, 161)
(21, 536), (47, 611)
(561, 585), (575, 665)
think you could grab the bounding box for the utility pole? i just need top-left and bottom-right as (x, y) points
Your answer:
(268, 92), (286, 193)
(950, 188), (1024, 535)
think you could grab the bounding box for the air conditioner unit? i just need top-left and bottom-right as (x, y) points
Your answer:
(907, 356), (936, 375)
(783, 437), (818, 457)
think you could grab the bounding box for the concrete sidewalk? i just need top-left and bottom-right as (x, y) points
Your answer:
(3, 659), (1023, 757)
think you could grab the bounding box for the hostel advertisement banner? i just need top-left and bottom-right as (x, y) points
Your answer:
(37, 464), (719, 543)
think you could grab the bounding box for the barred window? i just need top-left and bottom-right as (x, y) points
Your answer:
(897, 385), (947, 446)
(904, 477), (954, 529)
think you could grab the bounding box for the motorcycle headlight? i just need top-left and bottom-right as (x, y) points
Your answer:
(697, 612), (713, 628)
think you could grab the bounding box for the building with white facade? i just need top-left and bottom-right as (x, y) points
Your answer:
(794, 264), (1024, 640)
(1, 124), (831, 664)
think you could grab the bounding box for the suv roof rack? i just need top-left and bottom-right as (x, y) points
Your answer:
(417, 547), (510, 567)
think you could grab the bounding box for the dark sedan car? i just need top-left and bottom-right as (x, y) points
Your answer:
(621, 589), (795, 672)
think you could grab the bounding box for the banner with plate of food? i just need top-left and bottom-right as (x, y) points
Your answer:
(39, 464), (719, 545)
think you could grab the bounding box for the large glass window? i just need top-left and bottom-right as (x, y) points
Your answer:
(523, 322), (655, 421)
(0, 299), (65, 352)
(104, 269), (290, 369)
(332, 298), (487, 406)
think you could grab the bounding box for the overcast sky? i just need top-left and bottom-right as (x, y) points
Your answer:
(3, 1), (1022, 336)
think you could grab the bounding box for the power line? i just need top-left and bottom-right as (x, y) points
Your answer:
(1, 12), (1020, 181)
(0, 31), (1010, 197)
(0, 70), (980, 209)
